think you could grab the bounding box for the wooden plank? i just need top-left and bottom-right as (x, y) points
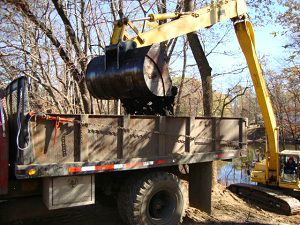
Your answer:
(87, 116), (119, 161)
(158, 116), (166, 156)
(80, 115), (89, 162)
(191, 119), (212, 153)
(185, 117), (193, 153)
(123, 116), (156, 158)
(165, 117), (186, 155)
(117, 116), (124, 159)
(212, 118), (216, 152)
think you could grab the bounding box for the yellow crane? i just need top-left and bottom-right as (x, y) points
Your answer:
(86, 0), (300, 216)
(231, 20), (300, 215)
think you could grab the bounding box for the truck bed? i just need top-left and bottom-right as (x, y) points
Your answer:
(4, 77), (247, 179)
(15, 114), (247, 178)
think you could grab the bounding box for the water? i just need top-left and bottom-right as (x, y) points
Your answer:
(217, 142), (262, 186)
(217, 161), (252, 186)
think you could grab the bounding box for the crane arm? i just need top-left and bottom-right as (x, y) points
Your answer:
(111, 0), (248, 47)
(110, 0), (279, 182)
(234, 19), (279, 181)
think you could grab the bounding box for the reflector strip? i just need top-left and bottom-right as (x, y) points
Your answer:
(68, 159), (168, 174)
(95, 165), (114, 171)
(143, 161), (154, 166)
(69, 167), (81, 173)
(114, 164), (125, 169)
(81, 166), (96, 172)
(126, 162), (144, 169)
(155, 159), (167, 165)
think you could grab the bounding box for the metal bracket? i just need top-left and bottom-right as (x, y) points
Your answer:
(104, 44), (120, 70)
(127, 20), (145, 45)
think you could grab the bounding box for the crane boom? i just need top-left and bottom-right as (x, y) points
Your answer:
(234, 19), (279, 183)
(111, 0), (248, 47)
(111, 0), (280, 184)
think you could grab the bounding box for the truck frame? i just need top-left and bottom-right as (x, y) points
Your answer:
(0, 76), (247, 223)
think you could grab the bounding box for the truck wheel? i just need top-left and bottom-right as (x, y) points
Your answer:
(118, 172), (188, 225)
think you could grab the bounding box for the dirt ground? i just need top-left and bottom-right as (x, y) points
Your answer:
(1, 183), (300, 225)
(183, 183), (300, 225)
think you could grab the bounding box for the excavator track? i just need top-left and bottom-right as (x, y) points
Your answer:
(228, 183), (300, 215)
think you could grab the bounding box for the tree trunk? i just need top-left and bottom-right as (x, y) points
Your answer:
(175, 40), (187, 115)
(184, 0), (216, 189)
(7, 0), (91, 113)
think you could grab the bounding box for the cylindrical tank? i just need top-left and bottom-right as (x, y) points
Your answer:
(85, 44), (173, 99)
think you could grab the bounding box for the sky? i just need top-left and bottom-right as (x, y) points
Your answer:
(209, 3), (291, 91)
(162, 2), (292, 92)
(211, 21), (289, 91)
(95, 1), (291, 93)
(166, 20), (290, 92)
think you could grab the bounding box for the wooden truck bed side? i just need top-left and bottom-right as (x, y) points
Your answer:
(15, 114), (247, 179)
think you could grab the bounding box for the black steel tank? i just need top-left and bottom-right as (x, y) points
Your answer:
(85, 44), (173, 99)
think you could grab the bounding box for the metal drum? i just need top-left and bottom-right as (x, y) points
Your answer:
(85, 44), (173, 99)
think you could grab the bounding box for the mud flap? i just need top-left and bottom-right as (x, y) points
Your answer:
(189, 162), (212, 214)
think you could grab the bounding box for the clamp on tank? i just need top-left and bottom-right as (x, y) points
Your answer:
(104, 41), (137, 71)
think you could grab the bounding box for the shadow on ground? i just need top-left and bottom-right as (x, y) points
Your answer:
(0, 193), (122, 225)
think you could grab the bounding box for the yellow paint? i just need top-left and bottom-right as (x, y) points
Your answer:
(131, 0), (248, 47)
(279, 181), (300, 189)
(148, 13), (180, 22)
(251, 171), (266, 184)
(111, 23), (124, 45)
(234, 20), (279, 184)
(110, 0), (248, 47)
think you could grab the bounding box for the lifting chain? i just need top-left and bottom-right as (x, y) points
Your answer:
(86, 120), (244, 146)
(29, 113), (246, 146)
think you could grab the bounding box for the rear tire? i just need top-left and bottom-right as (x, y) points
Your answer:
(118, 171), (188, 225)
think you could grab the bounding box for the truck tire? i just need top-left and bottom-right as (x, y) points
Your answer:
(118, 171), (188, 225)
